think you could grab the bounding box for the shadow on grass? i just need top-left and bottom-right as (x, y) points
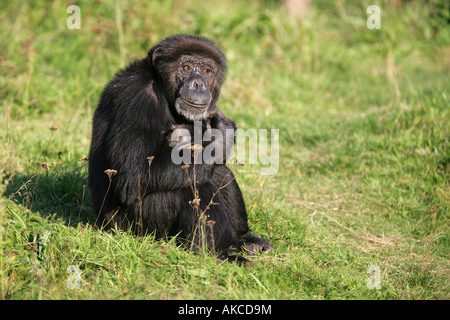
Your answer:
(3, 166), (96, 227)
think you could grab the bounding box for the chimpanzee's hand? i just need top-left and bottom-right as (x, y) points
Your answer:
(207, 110), (237, 135)
(206, 110), (236, 162)
(166, 123), (191, 148)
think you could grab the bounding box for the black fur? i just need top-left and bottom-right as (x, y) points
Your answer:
(88, 34), (272, 259)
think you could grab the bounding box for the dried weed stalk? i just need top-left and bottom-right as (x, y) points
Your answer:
(96, 169), (117, 225)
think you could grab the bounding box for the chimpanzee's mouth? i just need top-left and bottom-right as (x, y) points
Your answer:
(182, 99), (209, 109)
(175, 97), (209, 121)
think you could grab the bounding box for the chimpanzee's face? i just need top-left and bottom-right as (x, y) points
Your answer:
(174, 55), (217, 121)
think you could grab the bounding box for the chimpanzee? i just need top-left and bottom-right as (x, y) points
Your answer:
(88, 34), (272, 261)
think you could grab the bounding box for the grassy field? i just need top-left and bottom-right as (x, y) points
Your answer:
(0, 0), (449, 300)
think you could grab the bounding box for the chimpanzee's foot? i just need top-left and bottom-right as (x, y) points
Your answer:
(239, 233), (273, 255)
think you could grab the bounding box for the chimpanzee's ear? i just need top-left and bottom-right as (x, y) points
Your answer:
(150, 46), (163, 67)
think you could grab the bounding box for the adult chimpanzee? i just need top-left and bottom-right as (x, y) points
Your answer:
(88, 34), (272, 261)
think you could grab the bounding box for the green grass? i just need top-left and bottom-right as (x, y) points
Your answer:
(1, 0), (449, 300)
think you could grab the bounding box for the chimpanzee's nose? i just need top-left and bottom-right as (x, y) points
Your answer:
(193, 80), (203, 89)
(190, 75), (206, 90)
